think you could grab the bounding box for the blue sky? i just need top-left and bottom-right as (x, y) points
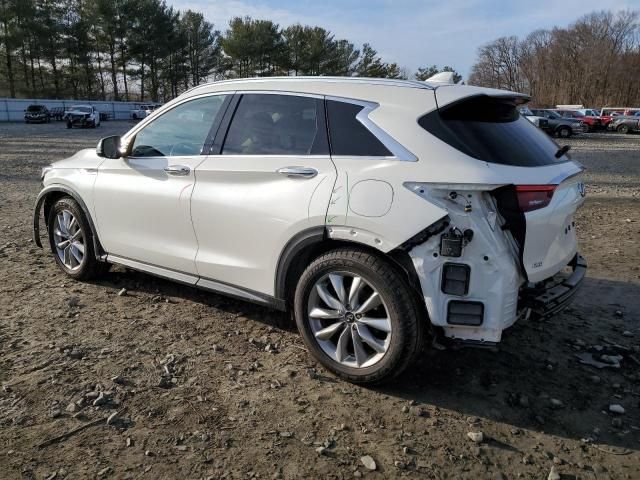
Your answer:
(173, 0), (637, 78)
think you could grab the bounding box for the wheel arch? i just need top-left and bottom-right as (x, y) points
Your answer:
(275, 226), (426, 309)
(33, 185), (105, 260)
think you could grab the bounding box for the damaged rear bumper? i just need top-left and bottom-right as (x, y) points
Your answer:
(519, 253), (587, 318)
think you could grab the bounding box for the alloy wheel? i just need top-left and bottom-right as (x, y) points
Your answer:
(53, 210), (85, 271)
(307, 271), (392, 368)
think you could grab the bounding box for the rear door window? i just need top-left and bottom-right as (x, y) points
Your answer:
(419, 95), (568, 167)
(222, 94), (327, 155)
(326, 100), (392, 157)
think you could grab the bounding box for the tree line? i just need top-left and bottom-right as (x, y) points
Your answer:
(0, 0), (461, 102)
(468, 10), (640, 107)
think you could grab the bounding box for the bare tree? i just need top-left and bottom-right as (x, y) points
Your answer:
(469, 10), (640, 107)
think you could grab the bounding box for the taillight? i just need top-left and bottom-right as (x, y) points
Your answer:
(515, 185), (556, 212)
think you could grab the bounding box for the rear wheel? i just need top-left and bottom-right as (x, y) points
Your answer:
(47, 197), (109, 280)
(557, 126), (571, 138)
(617, 124), (630, 134)
(294, 248), (425, 384)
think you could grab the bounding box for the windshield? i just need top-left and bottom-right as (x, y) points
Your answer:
(27, 106), (43, 112)
(70, 106), (91, 113)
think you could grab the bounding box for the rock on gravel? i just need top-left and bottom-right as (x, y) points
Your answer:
(360, 455), (376, 470)
(549, 398), (563, 409)
(467, 431), (484, 443)
(609, 404), (625, 414)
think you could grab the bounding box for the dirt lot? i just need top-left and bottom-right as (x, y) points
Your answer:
(0, 121), (638, 479)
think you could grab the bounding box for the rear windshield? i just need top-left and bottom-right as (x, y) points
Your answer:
(419, 95), (568, 166)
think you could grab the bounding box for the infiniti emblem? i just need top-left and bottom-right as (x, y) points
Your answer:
(577, 182), (586, 198)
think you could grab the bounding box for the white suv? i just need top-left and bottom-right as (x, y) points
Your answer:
(65, 105), (101, 128)
(34, 77), (587, 383)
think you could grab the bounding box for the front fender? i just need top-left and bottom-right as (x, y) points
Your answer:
(33, 184), (105, 259)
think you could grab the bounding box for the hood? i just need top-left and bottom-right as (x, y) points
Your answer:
(52, 148), (102, 169)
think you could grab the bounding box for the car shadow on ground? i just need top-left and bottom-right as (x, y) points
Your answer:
(382, 276), (640, 452)
(95, 267), (639, 451)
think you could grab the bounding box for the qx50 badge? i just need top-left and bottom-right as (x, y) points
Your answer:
(577, 182), (586, 197)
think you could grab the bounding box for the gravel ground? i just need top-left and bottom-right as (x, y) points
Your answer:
(0, 121), (638, 479)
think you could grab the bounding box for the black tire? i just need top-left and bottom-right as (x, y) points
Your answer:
(66, 121), (72, 129)
(47, 197), (109, 281)
(294, 248), (426, 384)
(132, 113), (138, 120)
(617, 124), (630, 134)
(557, 126), (571, 138)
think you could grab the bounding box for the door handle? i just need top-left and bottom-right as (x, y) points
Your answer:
(164, 165), (190, 176)
(276, 166), (318, 179)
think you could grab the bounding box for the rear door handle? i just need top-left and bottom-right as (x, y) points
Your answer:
(164, 165), (190, 176)
(276, 166), (318, 179)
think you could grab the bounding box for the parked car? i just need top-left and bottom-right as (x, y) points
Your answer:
(599, 108), (626, 128)
(34, 77), (587, 384)
(554, 109), (601, 132)
(530, 109), (585, 137)
(24, 105), (51, 123)
(519, 106), (549, 130)
(65, 105), (101, 128)
(130, 104), (161, 120)
(581, 109), (600, 117)
(609, 116), (640, 134)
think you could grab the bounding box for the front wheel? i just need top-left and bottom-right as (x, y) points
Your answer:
(557, 126), (571, 138)
(294, 248), (425, 384)
(617, 124), (630, 134)
(47, 197), (109, 280)
(66, 121), (72, 129)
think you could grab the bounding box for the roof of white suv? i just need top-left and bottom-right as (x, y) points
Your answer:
(188, 76), (436, 93)
(181, 77), (528, 109)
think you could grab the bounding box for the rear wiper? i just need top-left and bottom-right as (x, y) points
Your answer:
(555, 145), (571, 158)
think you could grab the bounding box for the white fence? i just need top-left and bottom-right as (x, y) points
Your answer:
(0, 98), (145, 121)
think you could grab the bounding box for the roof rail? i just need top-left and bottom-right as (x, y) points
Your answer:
(184, 76), (436, 95)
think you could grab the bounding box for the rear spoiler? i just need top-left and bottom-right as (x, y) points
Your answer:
(435, 87), (530, 110)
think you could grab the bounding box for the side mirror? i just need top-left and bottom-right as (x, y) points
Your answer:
(97, 135), (122, 159)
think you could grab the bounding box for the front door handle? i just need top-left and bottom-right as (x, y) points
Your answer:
(164, 165), (190, 176)
(276, 166), (318, 179)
